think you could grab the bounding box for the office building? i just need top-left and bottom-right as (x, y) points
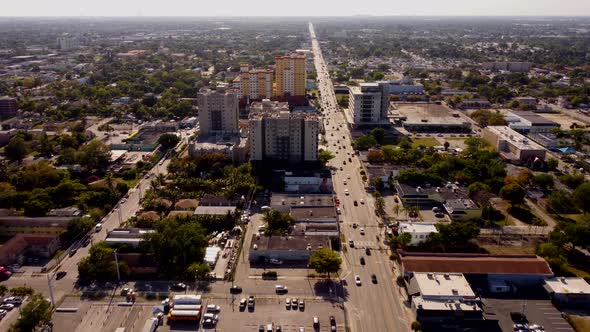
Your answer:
(544, 277), (590, 308)
(275, 52), (307, 99)
(482, 126), (547, 165)
(233, 64), (273, 102)
(57, 36), (80, 51)
(249, 100), (319, 162)
(0, 96), (18, 119)
(197, 84), (239, 135)
(349, 79), (424, 125)
(504, 111), (559, 134)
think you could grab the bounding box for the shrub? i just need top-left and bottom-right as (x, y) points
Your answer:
(262, 271), (277, 279)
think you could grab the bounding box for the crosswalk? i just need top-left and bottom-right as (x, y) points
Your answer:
(239, 323), (345, 331)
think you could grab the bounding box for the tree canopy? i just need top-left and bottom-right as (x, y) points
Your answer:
(158, 133), (181, 150)
(263, 210), (294, 235)
(308, 248), (342, 278)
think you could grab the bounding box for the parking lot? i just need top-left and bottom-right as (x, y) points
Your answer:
(483, 298), (574, 332)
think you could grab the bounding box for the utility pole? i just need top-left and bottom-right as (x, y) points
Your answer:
(118, 206), (123, 226)
(47, 274), (55, 307)
(114, 250), (121, 282)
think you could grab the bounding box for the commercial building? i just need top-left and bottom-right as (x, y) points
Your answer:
(275, 51), (307, 100)
(442, 199), (482, 221)
(193, 206), (237, 217)
(197, 84), (239, 136)
(399, 251), (554, 288)
(233, 64), (272, 102)
(0, 96), (18, 119)
(504, 111), (559, 134)
(483, 62), (532, 72)
(398, 222), (438, 245)
(248, 100), (319, 163)
(270, 194), (335, 213)
(290, 207), (338, 224)
(0, 234), (61, 265)
(408, 272), (483, 323)
(249, 233), (331, 264)
(188, 134), (249, 163)
(482, 126), (547, 165)
(395, 103), (472, 133)
(459, 99), (491, 109)
(544, 277), (590, 308)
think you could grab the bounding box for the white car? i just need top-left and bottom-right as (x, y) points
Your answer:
(343, 180), (347, 185)
(3, 297), (22, 305)
(355, 275), (361, 286)
(0, 303), (14, 311)
(206, 304), (221, 313)
(344, 189), (349, 195)
(360, 228), (365, 235)
(360, 199), (365, 204)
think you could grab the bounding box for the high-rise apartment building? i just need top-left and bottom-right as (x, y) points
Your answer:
(0, 96), (18, 120)
(197, 84), (239, 136)
(274, 52), (307, 99)
(57, 36), (80, 51)
(232, 64), (272, 102)
(349, 83), (383, 124)
(249, 100), (318, 162)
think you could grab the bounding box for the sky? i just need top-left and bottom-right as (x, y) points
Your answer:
(2, 0), (590, 17)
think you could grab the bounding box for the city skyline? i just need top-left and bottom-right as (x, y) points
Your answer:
(2, 0), (590, 17)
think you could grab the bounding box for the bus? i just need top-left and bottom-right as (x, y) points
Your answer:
(141, 318), (158, 332)
(171, 304), (202, 311)
(167, 310), (201, 321)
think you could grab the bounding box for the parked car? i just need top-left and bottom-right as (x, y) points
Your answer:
(172, 283), (187, 290)
(0, 304), (14, 311)
(206, 304), (221, 313)
(330, 316), (337, 331)
(239, 298), (247, 310)
(3, 297), (22, 305)
(291, 298), (299, 309)
(298, 299), (305, 310)
(313, 316), (319, 328)
(275, 285), (288, 294)
(55, 271), (67, 280)
(286, 298), (291, 309)
(248, 296), (255, 309)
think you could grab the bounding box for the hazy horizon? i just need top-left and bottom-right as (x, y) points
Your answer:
(3, 0), (590, 17)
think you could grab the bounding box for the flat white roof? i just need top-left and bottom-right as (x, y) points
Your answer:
(545, 277), (590, 295)
(398, 222), (438, 234)
(486, 126), (545, 151)
(412, 296), (481, 311)
(413, 272), (475, 298)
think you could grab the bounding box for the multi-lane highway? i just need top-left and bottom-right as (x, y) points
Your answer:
(309, 22), (411, 332)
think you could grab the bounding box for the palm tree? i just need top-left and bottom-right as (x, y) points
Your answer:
(411, 321), (422, 332)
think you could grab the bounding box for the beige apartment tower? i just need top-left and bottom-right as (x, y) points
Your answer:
(274, 52), (307, 98)
(233, 64), (273, 101)
(197, 84), (239, 136)
(249, 100), (318, 162)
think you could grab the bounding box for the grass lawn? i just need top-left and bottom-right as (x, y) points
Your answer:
(483, 246), (536, 255)
(565, 315), (590, 332)
(411, 137), (439, 148)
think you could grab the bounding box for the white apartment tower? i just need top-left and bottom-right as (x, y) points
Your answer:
(249, 100), (319, 162)
(197, 84), (239, 136)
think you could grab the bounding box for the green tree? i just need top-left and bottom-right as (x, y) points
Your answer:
(158, 133), (181, 150)
(443, 141), (450, 151)
(5, 136), (30, 163)
(467, 182), (491, 199)
(78, 140), (111, 171)
(411, 321), (422, 332)
(573, 182), (590, 214)
(64, 217), (94, 242)
(548, 190), (578, 214)
(531, 173), (554, 190)
(318, 150), (335, 167)
(186, 262), (212, 282)
(78, 242), (127, 281)
(370, 128), (385, 144)
(546, 158), (559, 171)
(499, 183), (525, 206)
(428, 221), (480, 251)
(9, 293), (52, 332)
(142, 217), (208, 277)
(0, 285), (7, 297)
(57, 147), (78, 165)
(263, 210), (294, 235)
(308, 248), (342, 279)
(354, 134), (377, 150)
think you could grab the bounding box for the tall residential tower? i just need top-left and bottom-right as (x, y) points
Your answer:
(274, 51), (307, 99)
(197, 84), (239, 136)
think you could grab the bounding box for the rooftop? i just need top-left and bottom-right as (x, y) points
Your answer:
(0, 216), (75, 228)
(486, 126), (545, 151)
(194, 206), (237, 216)
(395, 104), (469, 126)
(544, 277), (590, 295)
(398, 222), (438, 234)
(400, 251), (553, 276)
(396, 181), (469, 201)
(511, 111), (558, 126)
(410, 272), (476, 298)
(412, 296), (482, 312)
(250, 234), (330, 251)
(270, 194), (335, 208)
(444, 198), (480, 211)
(290, 207), (337, 221)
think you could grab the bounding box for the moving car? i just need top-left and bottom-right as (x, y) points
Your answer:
(365, 248), (371, 255)
(330, 316), (337, 331)
(360, 228), (365, 235)
(360, 257), (365, 265)
(353, 200), (358, 206)
(313, 316), (319, 328)
(348, 240), (354, 248)
(345, 189), (349, 195)
(55, 271), (67, 280)
(371, 274), (378, 284)
(360, 198), (365, 204)
(230, 285), (242, 294)
(352, 223), (357, 228)
(355, 275), (361, 286)
(275, 285), (288, 294)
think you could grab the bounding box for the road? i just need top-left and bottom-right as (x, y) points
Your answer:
(309, 22), (411, 332)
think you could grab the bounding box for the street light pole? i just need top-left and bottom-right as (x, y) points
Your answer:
(114, 250), (121, 282)
(46, 274), (55, 307)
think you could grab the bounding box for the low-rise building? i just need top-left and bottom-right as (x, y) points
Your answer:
(0, 216), (74, 236)
(482, 126), (546, 165)
(193, 206), (237, 217)
(544, 277), (590, 308)
(459, 99), (491, 109)
(290, 207), (338, 224)
(483, 61), (532, 72)
(105, 228), (155, 248)
(0, 96), (18, 119)
(249, 233), (331, 264)
(400, 251), (554, 288)
(0, 234), (61, 265)
(504, 111), (559, 134)
(398, 222), (438, 245)
(270, 194), (335, 213)
(408, 272), (483, 323)
(188, 134), (249, 163)
(443, 199), (482, 221)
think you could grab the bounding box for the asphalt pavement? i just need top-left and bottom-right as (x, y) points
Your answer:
(309, 21), (411, 332)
